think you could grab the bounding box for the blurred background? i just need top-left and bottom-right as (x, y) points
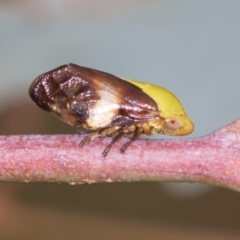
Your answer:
(0, 0), (240, 239)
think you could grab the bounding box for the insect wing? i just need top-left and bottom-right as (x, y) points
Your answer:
(29, 64), (159, 128)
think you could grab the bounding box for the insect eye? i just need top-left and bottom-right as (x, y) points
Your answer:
(164, 116), (181, 130)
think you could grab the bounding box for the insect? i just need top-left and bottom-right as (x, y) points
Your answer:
(29, 63), (194, 157)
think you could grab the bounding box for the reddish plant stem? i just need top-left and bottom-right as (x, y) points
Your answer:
(0, 118), (240, 191)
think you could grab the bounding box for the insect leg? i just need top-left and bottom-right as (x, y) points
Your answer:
(102, 127), (126, 157)
(120, 127), (143, 153)
(79, 126), (121, 148)
(79, 133), (99, 147)
(77, 128), (94, 134)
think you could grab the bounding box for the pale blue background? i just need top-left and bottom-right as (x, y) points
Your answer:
(1, 0), (240, 138)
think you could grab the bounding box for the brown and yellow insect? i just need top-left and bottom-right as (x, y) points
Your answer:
(29, 63), (194, 157)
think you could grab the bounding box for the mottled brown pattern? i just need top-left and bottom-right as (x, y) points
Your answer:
(29, 63), (159, 127)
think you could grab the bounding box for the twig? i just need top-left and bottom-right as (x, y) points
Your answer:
(0, 118), (240, 192)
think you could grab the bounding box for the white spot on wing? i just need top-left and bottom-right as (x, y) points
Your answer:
(87, 90), (120, 128)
